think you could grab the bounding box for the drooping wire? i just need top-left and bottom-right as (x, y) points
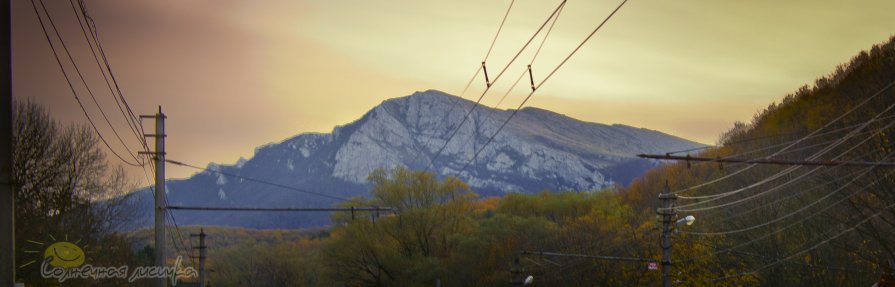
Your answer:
(424, 0), (568, 173)
(483, 0), (515, 63)
(165, 158), (349, 201)
(455, 0), (629, 175)
(36, 0), (143, 164)
(666, 113), (895, 170)
(667, 79), (895, 195)
(705, 155), (874, 226)
(65, 0), (145, 152)
(681, 171), (891, 263)
(494, 0), (565, 108)
(682, 151), (892, 235)
(455, 2), (567, 155)
(675, 109), (895, 210)
(28, 0), (141, 167)
(412, 0), (513, 167)
(711, 201), (895, 282)
(74, 0), (152, 156)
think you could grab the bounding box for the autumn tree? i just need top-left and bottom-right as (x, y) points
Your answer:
(12, 100), (142, 286)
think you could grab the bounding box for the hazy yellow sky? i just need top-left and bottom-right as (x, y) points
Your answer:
(13, 0), (895, 180)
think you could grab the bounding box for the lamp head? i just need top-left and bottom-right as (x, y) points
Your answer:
(683, 215), (695, 226)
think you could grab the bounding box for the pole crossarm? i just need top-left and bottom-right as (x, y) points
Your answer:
(520, 250), (654, 263)
(638, 154), (895, 168)
(167, 205), (397, 213)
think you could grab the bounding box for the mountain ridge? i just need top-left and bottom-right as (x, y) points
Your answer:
(136, 90), (705, 228)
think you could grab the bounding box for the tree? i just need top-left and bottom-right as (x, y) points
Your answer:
(12, 100), (142, 286)
(323, 167), (477, 286)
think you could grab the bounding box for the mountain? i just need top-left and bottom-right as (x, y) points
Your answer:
(134, 90), (705, 229)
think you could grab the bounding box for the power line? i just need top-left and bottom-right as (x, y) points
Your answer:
(682, 157), (890, 236)
(637, 154), (895, 168)
(455, 0), (629, 176)
(712, 201), (895, 282)
(680, 172), (891, 263)
(706, 150), (881, 226)
(424, 0), (567, 173)
(666, 78), (895, 195)
(167, 206), (396, 213)
(66, 0), (145, 152)
(521, 250), (654, 263)
(28, 0), (141, 167)
(690, 241), (880, 275)
(413, 0), (514, 168)
(165, 158), (349, 201)
(494, 0), (564, 108)
(660, 113), (895, 169)
(482, 0), (515, 63)
(35, 0), (142, 164)
(674, 118), (895, 209)
(456, 3), (567, 154)
(73, 0), (152, 158)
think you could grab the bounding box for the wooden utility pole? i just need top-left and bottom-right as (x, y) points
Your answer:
(141, 107), (166, 287)
(0, 0), (14, 284)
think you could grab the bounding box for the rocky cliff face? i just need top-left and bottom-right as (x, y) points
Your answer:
(325, 90), (701, 191)
(138, 90), (704, 228)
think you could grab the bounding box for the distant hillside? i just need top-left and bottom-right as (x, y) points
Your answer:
(132, 90), (704, 229)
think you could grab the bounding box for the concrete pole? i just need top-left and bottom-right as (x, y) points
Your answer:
(154, 107), (166, 287)
(198, 228), (206, 287)
(659, 181), (676, 287)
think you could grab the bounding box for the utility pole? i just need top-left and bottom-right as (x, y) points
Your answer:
(0, 0), (14, 285)
(658, 181), (676, 287)
(191, 228), (207, 287)
(141, 107), (166, 287)
(510, 256), (524, 287)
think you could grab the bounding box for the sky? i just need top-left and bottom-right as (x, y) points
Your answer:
(12, 0), (895, 180)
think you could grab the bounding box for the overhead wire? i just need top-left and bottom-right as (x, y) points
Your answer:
(665, 113), (895, 170)
(413, 0), (513, 168)
(453, 2), (567, 155)
(483, 0), (515, 63)
(493, 1), (565, 108)
(667, 79), (895, 195)
(35, 0), (142, 165)
(28, 0), (141, 167)
(165, 158), (349, 202)
(681, 171), (891, 262)
(455, 0), (629, 175)
(682, 152), (893, 236)
(690, 241), (880, 276)
(66, 0), (146, 155)
(423, 0), (568, 173)
(711, 200), (895, 282)
(74, 0), (152, 157)
(675, 107), (895, 210)
(706, 157), (875, 226)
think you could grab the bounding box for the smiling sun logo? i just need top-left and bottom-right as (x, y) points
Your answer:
(43, 241), (85, 268)
(21, 234), (89, 269)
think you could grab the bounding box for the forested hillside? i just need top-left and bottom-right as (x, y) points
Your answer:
(621, 35), (895, 286)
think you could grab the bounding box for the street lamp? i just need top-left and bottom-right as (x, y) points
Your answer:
(676, 215), (695, 226)
(524, 275), (533, 286)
